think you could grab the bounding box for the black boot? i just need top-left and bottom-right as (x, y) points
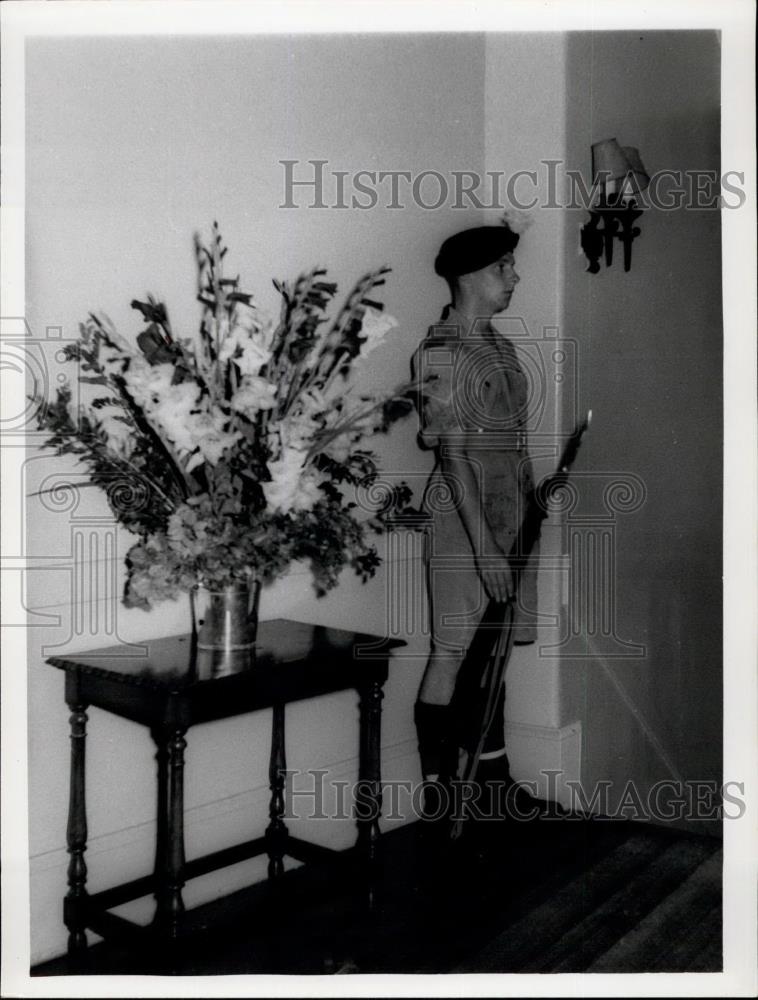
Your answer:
(477, 754), (561, 824)
(414, 701), (459, 828)
(475, 754), (515, 821)
(471, 681), (538, 825)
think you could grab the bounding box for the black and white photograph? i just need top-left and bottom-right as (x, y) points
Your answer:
(1, 1), (756, 996)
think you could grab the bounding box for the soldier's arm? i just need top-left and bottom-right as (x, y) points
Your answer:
(439, 448), (514, 604)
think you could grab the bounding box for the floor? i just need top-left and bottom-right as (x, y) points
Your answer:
(32, 812), (722, 977)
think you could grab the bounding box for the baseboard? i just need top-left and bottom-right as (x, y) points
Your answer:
(505, 719), (583, 809)
(29, 724), (581, 966)
(29, 738), (419, 966)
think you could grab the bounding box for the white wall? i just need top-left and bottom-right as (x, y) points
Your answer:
(484, 34), (569, 732)
(25, 33), (487, 964)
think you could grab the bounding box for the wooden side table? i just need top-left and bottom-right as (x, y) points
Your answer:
(45, 619), (403, 969)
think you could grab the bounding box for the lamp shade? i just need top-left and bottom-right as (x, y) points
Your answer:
(620, 146), (650, 194)
(591, 138), (630, 181)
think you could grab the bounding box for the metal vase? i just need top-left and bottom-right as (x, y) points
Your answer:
(190, 579), (261, 678)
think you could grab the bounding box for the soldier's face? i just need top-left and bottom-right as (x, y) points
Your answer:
(468, 253), (520, 313)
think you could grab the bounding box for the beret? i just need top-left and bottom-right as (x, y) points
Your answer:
(434, 224), (519, 278)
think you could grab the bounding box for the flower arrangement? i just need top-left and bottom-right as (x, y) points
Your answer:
(38, 224), (414, 609)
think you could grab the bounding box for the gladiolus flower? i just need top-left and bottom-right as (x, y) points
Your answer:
(359, 307), (398, 357)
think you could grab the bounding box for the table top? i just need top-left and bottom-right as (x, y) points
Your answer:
(46, 619), (404, 727)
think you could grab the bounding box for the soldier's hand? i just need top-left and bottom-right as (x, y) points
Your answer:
(474, 555), (514, 604)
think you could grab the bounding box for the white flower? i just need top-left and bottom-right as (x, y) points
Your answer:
(323, 437), (352, 463)
(218, 316), (273, 377)
(296, 474), (323, 510)
(152, 381), (202, 454)
(280, 410), (322, 451)
(235, 301), (269, 336)
(231, 376), (277, 416)
(125, 359), (240, 471)
(359, 307), (398, 357)
(262, 446), (321, 513)
(236, 338), (272, 377)
(186, 406), (240, 470)
(124, 360), (204, 457)
(122, 359), (175, 409)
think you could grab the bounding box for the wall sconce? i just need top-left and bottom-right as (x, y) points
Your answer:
(580, 138), (650, 274)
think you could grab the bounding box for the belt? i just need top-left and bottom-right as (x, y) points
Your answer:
(468, 429), (527, 450)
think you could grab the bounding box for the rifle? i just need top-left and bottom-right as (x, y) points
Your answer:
(449, 410), (592, 838)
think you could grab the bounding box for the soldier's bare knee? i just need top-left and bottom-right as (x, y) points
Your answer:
(419, 654), (461, 705)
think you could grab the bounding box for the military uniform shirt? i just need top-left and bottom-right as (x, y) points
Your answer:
(411, 306), (539, 657)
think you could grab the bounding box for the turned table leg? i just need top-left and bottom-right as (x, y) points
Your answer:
(266, 702), (288, 879)
(151, 725), (187, 941)
(64, 699), (89, 961)
(356, 679), (384, 908)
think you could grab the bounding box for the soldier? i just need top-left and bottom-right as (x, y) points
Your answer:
(411, 222), (539, 827)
